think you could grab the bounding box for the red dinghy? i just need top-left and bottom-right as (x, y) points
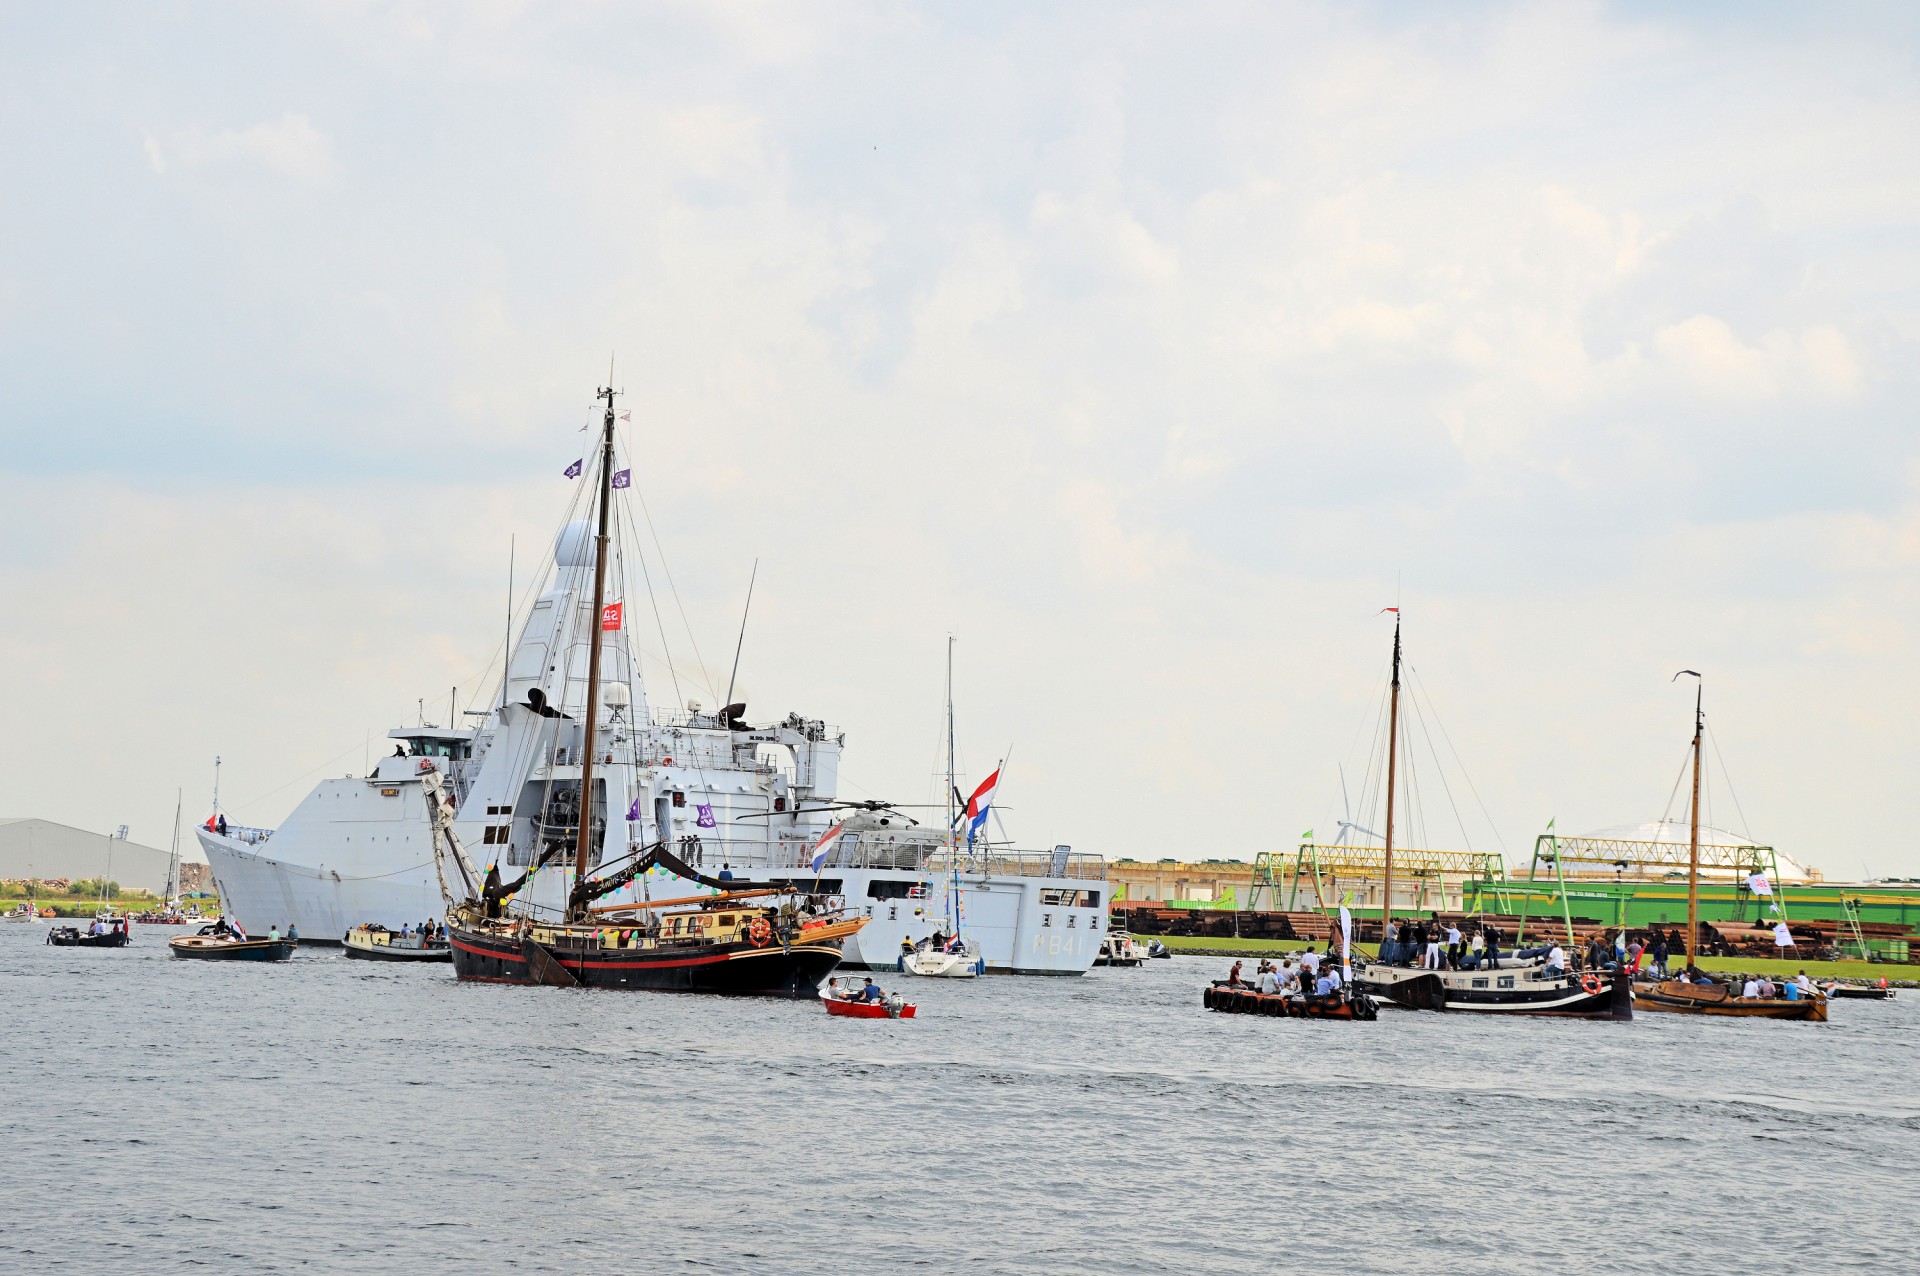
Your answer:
(824, 997), (916, 1019)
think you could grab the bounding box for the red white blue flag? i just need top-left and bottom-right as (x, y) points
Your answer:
(810, 821), (847, 872)
(964, 768), (1000, 848)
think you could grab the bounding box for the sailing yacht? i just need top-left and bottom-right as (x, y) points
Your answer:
(198, 381), (1108, 975)
(901, 639), (984, 979)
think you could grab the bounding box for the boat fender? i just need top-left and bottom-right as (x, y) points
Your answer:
(1304, 998), (1324, 1018)
(1581, 973), (1603, 995)
(747, 917), (773, 948)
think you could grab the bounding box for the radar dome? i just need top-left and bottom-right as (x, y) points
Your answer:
(555, 521), (594, 568)
(602, 682), (631, 707)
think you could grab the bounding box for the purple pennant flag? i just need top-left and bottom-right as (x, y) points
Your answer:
(612, 469), (631, 489)
(625, 797), (641, 822)
(695, 803), (716, 829)
(563, 458), (583, 479)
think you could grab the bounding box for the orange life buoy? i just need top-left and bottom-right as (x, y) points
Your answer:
(1581, 973), (1603, 995)
(747, 917), (773, 948)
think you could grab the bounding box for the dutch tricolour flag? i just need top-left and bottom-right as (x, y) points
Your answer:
(810, 821), (848, 873)
(964, 768), (1000, 848)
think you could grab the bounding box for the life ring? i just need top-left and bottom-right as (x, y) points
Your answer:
(746, 917), (773, 948)
(1581, 973), (1604, 995)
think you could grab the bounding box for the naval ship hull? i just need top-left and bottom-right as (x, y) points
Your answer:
(200, 820), (444, 944)
(831, 866), (1103, 975)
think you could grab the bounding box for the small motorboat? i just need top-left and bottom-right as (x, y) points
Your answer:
(47, 924), (130, 948)
(1146, 938), (1173, 959)
(1825, 982), (1895, 1000)
(899, 933), (983, 978)
(343, 924), (452, 962)
(1095, 931), (1148, 967)
(1203, 981), (1379, 1021)
(5, 902), (44, 923)
(822, 977), (916, 1018)
(168, 925), (295, 962)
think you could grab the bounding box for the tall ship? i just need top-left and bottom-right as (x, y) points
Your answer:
(198, 381), (1107, 976)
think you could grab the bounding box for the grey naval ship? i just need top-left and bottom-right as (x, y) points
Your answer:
(200, 458), (1106, 976)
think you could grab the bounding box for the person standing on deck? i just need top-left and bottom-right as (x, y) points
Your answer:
(1423, 927), (1442, 970)
(1445, 923), (1463, 970)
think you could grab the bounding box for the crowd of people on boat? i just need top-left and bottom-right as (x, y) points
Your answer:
(1220, 951), (1351, 1003)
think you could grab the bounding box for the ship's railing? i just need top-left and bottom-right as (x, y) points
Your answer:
(934, 851), (1107, 882)
(821, 843), (1105, 881)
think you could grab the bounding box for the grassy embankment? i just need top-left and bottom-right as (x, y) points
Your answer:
(1152, 934), (1920, 982)
(0, 889), (219, 919)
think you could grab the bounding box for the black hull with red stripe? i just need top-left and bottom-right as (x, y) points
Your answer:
(448, 926), (844, 996)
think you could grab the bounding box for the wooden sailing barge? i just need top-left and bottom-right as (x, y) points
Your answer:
(1352, 613), (1632, 1019)
(1634, 675), (1826, 1022)
(433, 381), (864, 996)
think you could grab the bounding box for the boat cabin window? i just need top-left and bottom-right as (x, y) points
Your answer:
(717, 914), (736, 928)
(1040, 888), (1101, 908)
(671, 791), (686, 807)
(866, 879), (921, 899)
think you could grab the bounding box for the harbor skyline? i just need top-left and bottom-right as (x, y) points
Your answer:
(3, 3), (1918, 875)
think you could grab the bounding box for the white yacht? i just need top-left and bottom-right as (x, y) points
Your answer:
(200, 449), (1106, 976)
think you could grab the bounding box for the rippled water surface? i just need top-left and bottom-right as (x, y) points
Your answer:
(4, 926), (1917, 1273)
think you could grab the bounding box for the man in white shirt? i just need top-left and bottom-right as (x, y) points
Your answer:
(1257, 967), (1279, 995)
(1741, 978), (1761, 998)
(1543, 945), (1566, 977)
(1792, 972), (1813, 994)
(1300, 947), (1321, 977)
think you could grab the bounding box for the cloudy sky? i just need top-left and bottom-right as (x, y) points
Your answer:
(2, 2), (1916, 877)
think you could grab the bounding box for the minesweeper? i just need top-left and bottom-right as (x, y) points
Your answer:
(198, 385), (1107, 975)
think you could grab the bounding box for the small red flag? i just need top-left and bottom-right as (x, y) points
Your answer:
(600, 602), (623, 631)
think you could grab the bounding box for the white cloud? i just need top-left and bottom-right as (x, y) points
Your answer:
(152, 113), (337, 186)
(2, 2), (1918, 874)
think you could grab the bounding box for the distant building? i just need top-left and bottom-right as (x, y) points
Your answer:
(0, 819), (188, 895)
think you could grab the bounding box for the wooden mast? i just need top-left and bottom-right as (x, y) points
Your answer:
(1686, 677), (1703, 968)
(571, 379), (619, 920)
(1381, 612), (1402, 946)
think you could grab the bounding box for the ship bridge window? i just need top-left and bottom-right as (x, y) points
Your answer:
(866, 879), (920, 900)
(1041, 888), (1101, 908)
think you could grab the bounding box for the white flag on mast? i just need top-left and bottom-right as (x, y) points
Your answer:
(1338, 904), (1353, 984)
